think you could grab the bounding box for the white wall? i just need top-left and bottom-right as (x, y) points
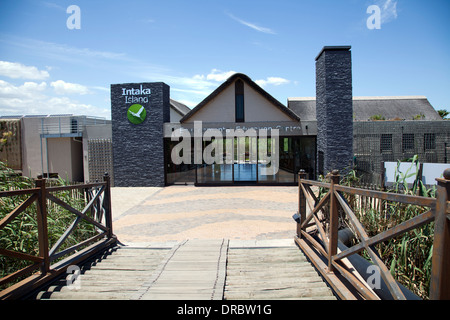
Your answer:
(384, 161), (450, 186)
(244, 82), (292, 122)
(185, 80), (292, 123)
(170, 108), (184, 123)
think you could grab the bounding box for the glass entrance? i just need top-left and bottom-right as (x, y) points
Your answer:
(164, 136), (316, 185)
(233, 136), (257, 182)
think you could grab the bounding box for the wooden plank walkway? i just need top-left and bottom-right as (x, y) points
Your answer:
(132, 239), (227, 300)
(33, 239), (336, 300)
(225, 243), (336, 300)
(34, 243), (172, 300)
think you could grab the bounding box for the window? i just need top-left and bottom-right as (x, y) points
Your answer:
(380, 134), (392, 153)
(283, 138), (289, 152)
(402, 133), (414, 153)
(235, 80), (245, 122)
(424, 133), (436, 150)
(71, 119), (78, 133)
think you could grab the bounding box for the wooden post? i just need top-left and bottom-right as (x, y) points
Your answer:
(35, 179), (49, 275)
(103, 173), (113, 238)
(298, 170), (307, 237)
(430, 168), (450, 300)
(328, 170), (340, 272)
(380, 161), (386, 191)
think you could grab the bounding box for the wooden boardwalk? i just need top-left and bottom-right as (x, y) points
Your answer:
(33, 239), (335, 300)
(225, 245), (336, 300)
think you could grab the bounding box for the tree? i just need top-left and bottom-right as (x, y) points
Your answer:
(437, 109), (449, 120)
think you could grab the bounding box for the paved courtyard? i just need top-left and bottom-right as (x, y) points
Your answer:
(111, 186), (299, 243)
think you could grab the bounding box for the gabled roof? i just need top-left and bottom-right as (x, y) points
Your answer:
(170, 99), (191, 117)
(288, 96), (442, 121)
(180, 73), (300, 123)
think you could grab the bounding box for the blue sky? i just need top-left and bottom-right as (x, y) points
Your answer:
(0, 0), (449, 119)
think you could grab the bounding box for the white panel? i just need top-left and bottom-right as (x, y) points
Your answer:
(422, 163), (450, 185)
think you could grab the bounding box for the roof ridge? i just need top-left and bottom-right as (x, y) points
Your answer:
(288, 96), (428, 101)
(353, 96), (427, 100)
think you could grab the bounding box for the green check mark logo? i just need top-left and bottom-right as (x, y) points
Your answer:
(127, 104), (147, 124)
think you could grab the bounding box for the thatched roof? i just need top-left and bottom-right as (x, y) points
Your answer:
(288, 96), (442, 121)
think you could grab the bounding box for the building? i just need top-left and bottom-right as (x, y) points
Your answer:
(0, 114), (111, 183)
(165, 72), (316, 185)
(110, 46), (449, 187)
(0, 99), (193, 184)
(289, 96), (449, 183)
(2, 46), (449, 187)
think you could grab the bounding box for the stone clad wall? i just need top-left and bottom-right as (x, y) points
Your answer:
(353, 120), (450, 184)
(315, 46), (353, 176)
(111, 82), (170, 187)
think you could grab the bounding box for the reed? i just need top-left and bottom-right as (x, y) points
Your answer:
(0, 161), (96, 289)
(341, 156), (435, 299)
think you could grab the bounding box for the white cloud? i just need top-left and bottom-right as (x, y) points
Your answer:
(160, 74), (215, 94)
(2, 36), (128, 65)
(50, 80), (91, 95)
(152, 69), (236, 97)
(0, 80), (47, 99)
(192, 74), (205, 81)
(91, 86), (110, 92)
(45, 96), (97, 114)
(0, 61), (50, 80)
(206, 69), (237, 82)
(227, 12), (276, 35)
(255, 77), (290, 87)
(376, 0), (398, 24)
(0, 79), (106, 117)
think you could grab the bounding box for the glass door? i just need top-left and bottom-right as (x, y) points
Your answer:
(233, 136), (257, 182)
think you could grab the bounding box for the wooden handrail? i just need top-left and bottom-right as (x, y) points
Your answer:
(0, 188), (40, 198)
(0, 174), (116, 299)
(295, 168), (450, 300)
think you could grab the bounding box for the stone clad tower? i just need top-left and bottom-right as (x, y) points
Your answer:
(315, 46), (353, 176)
(110, 82), (170, 187)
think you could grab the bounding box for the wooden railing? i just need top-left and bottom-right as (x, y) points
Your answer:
(295, 169), (450, 300)
(0, 174), (116, 300)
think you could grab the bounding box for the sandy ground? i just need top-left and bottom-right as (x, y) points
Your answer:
(110, 186), (299, 244)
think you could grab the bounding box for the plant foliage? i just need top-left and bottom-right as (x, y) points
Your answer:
(0, 161), (97, 290)
(341, 157), (435, 299)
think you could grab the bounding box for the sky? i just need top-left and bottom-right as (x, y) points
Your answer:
(0, 0), (449, 119)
